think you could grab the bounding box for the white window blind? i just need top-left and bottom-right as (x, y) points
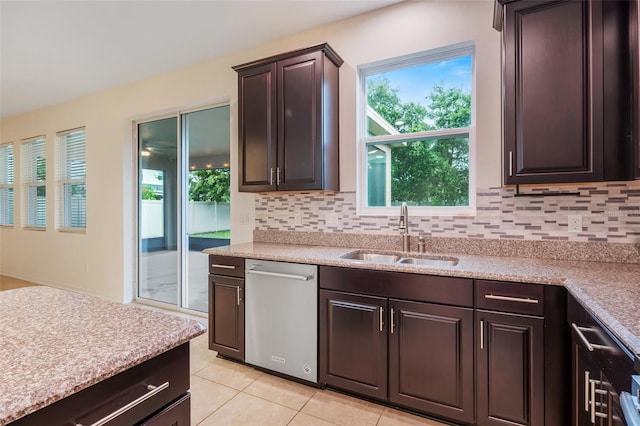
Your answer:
(57, 129), (86, 230)
(0, 144), (14, 226)
(21, 137), (46, 229)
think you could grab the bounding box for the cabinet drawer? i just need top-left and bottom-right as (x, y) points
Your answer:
(139, 393), (190, 425)
(12, 343), (190, 426)
(320, 266), (473, 307)
(476, 280), (544, 316)
(209, 255), (245, 277)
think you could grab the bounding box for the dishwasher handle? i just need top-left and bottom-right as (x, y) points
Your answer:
(246, 268), (312, 281)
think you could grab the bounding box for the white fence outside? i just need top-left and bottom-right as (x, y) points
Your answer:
(140, 200), (230, 239)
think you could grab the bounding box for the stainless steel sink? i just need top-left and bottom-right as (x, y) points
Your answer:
(340, 251), (401, 263)
(340, 250), (458, 267)
(397, 256), (459, 267)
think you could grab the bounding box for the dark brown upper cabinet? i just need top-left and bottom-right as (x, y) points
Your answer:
(500, 0), (634, 185)
(233, 44), (342, 192)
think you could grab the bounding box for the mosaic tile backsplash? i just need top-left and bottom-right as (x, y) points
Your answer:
(255, 181), (640, 243)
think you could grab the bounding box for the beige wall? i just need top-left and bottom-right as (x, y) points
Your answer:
(0, 0), (500, 302)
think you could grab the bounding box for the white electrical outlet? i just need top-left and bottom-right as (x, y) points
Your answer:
(293, 213), (302, 226)
(568, 215), (582, 233)
(239, 213), (250, 224)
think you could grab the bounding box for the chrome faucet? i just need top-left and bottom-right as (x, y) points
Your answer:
(399, 202), (410, 252)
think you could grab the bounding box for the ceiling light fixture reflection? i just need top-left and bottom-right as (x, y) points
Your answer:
(140, 149), (151, 157)
(206, 164), (212, 169)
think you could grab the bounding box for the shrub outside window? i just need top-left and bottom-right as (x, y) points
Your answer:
(57, 128), (86, 231)
(358, 42), (475, 216)
(0, 144), (14, 226)
(21, 137), (47, 229)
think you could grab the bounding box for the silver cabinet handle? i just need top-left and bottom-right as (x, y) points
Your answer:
(76, 382), (169, 426)
(276, 167), (282, 185)
(236, 286), (241, 306)
(390, 308), (396, 334)
(572, 323), (608, 352)
(584, 370), (591, 412)
(379, 307), (384, 332)
(246, 268), (311, 281)
(480, 319), (485, 350)
(269, 167), (275, 185)
(211, 264), (236, 270)
(484, 294), (539, 304)
(590, 379), (596, 424)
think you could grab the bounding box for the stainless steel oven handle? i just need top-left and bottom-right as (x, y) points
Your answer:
(246, 268), (312, 281)
(76, 382), (169, 426)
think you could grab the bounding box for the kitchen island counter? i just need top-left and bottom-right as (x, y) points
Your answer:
(204, 242), (640, 361)
(0, 286), (205, 425)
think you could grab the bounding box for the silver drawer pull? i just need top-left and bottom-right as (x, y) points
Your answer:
(212, 264), (236, 269)
(76, 381), (169, 426)
(247, 268), (311, 281)
(484, 294), (539, 304)
(572, 323), (609, 352)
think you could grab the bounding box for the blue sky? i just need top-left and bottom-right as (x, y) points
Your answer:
(368, 55), (472, 108)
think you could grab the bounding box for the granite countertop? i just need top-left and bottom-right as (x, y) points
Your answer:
(204, 242), (640, 359)
(0, 286), (205, 425)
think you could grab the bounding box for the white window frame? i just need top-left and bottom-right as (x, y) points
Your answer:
(21, 136), (47, 230)
(0, 143), (14, 227)
(56, 127), (86, 232)
(357, 42), (477, 217)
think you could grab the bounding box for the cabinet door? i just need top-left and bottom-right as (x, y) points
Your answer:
(209, 275), (244, 361)
(237, 63), (277, 192)
(503, 0), (603, 184)
(388, 300), (474, 424)
(477, 310), (544, 426)
(276, 51), (324, 191)
(319, 290), (388, 400)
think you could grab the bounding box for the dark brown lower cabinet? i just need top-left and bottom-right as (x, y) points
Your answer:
(319, 290), (388, 400)
(476, 311), (544, 426)
(209, 274), (245, 361)
(11, 344), (191, 426)
(319, 288), (474, 424)
(389, 299), (474, 424)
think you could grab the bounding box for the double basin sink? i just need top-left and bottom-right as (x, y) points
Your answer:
(340, 250), (459, 268)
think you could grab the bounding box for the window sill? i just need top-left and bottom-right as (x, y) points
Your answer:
(357, 205), (476, 217)
(22, 226), (46, 231)
(57, 227), (86, 234)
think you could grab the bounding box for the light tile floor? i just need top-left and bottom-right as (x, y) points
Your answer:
(189, 332), (450, 426)
(0, 276), (449, 426)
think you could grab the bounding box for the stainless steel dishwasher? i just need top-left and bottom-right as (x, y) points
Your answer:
(245, 259), (318, 384)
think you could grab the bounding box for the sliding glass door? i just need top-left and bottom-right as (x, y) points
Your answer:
(137, 105), (230, 313)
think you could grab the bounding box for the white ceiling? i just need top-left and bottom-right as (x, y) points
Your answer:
(0, 0), (402, 119)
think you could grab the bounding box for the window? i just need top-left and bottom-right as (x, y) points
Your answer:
(0, 144), (14, 226)
(358, 42), (475, 216)
(21, 137), (47, 228)
(57, 128), (86, 230)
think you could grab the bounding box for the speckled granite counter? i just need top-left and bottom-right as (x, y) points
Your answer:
(204, 242), (640, 360)
(0, 286), (205, 425)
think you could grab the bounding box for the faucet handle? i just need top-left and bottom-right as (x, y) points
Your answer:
(418, 236), (426, 253)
